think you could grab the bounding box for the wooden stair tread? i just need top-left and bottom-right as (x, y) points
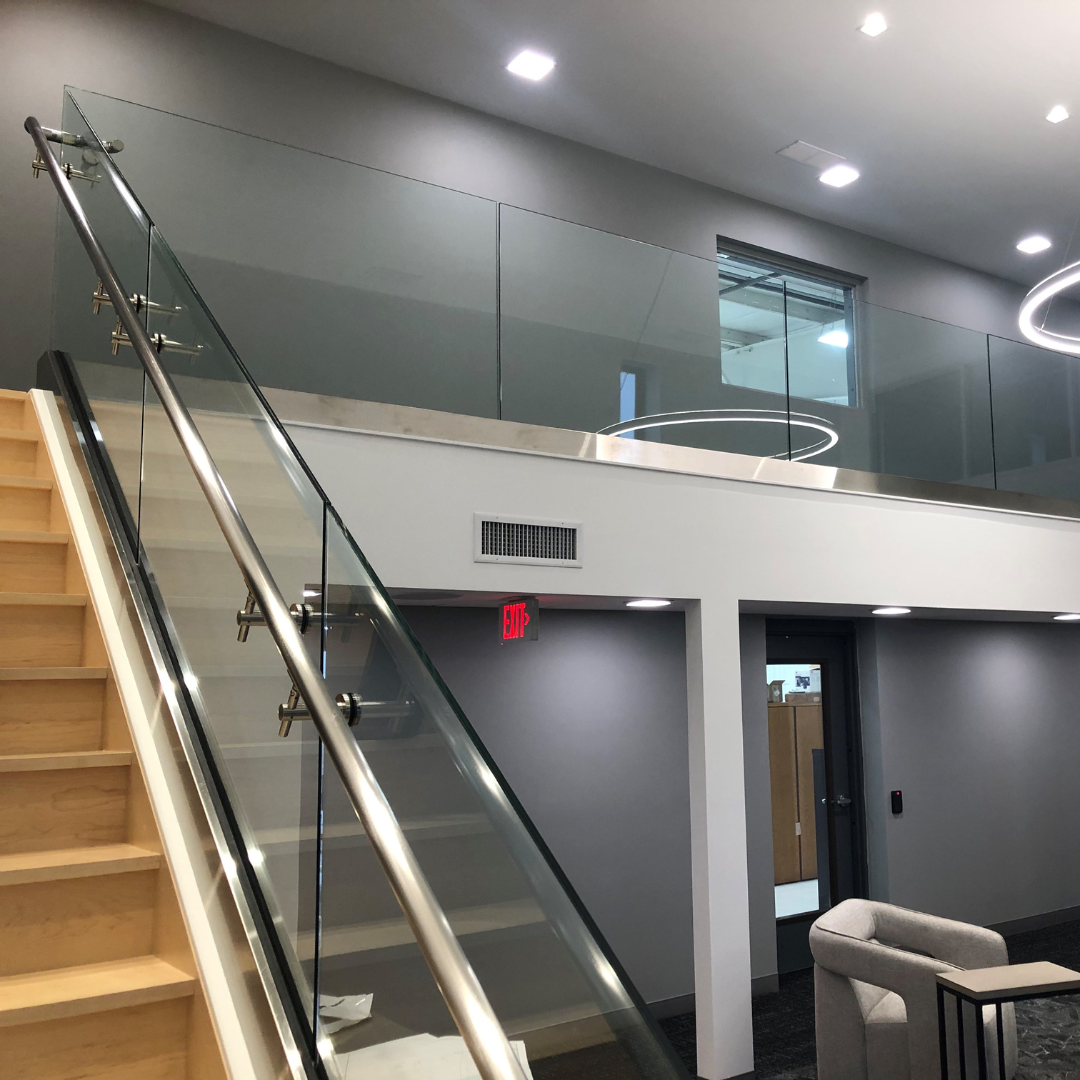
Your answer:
(0, 476), (51, 490)
(0, 844), (160, 885)
(0, 592), (86, 606)
(306, 897), (546, 959)
(0, 956), (195, 1027)
(0, 666), (108, 681)
(0, 530), (68, 545)
(0, 750), (133, 773)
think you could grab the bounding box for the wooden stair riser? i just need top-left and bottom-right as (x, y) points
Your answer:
(0, 678), (106, 755)
(0, 395), (28, 431)
(0, 869), (157, 977)
(149, 547), (316, 601)
(1, 997), (190, 1080)
(0, 436), (41, 479)
(0, 765), (129, 855)
(0, 539), (68, 593)
(139, 494), (321, 548)
(0, 389), (228, 1079)
(0, 604), (86, 668)
(0, 485), (54, 532)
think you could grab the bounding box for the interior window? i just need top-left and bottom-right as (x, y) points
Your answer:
(718, 249), (856, 407)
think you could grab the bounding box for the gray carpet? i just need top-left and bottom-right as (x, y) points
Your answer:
(657, 919), (1080, 1079)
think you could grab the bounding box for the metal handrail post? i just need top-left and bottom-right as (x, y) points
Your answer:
(25, 115), (527, 1080)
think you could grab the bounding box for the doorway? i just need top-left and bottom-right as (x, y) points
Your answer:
(766, 620), (867, 972)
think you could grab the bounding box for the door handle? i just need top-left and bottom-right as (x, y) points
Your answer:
(832, 795), (852, 808)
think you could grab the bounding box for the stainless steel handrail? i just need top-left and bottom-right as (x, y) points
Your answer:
(26, 115), (528, 1080)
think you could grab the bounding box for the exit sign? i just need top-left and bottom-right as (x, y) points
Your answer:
(501, 597), (539, 642)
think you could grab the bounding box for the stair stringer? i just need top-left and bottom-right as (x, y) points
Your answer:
(32, 388), (298, 1080)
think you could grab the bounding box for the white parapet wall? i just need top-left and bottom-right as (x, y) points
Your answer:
(276, 396), (1080, 1080)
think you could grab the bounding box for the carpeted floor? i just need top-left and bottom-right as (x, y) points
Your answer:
(657, 919), (1080, 1079)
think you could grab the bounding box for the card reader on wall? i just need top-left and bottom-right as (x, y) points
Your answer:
(891, 790), (903, 815)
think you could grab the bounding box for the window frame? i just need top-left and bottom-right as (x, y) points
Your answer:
(717, 237), (865, 408)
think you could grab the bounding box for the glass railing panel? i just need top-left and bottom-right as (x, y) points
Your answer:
(716, 274), (795, 459)
(57, 88), (689, 1080)
(136, 225), (330, 1020)
(51, 91), (150, 521)
(501, 205), (790, 458)
(839, 302), (996, 485)
(318, 512), (688, 1080)
(988, 334), (1080, 500)
(70, 88), (499, 418)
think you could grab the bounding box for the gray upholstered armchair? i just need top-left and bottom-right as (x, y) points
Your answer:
(810, 899), (1017, 1080)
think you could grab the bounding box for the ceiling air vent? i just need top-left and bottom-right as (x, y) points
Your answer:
(474, 514), (582, 567)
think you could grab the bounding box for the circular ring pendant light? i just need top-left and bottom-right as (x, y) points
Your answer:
(598, 408), (839, 462)
(1019, 260), (1080, 355)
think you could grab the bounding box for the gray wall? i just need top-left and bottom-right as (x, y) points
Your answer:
(742, 616), (1080, 987)
(402, 606), (694, 1008)
(860, 618), (1080, 928)
(0, 0), (1039, 394)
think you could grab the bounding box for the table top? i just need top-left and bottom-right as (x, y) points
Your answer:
(937, 962), (1080, 1001)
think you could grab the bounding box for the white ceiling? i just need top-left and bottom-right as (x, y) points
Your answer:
(148, 0), (1080, 286)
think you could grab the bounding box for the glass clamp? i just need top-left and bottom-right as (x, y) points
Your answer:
(92, 280), (181, 318)
(110, 317), (202, 357)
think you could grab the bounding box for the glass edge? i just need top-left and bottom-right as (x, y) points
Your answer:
(66, 85), (496, 210)
(322, 508), (692, 1077)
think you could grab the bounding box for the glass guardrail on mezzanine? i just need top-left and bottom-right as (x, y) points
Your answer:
(68, 85), (1080, 506)
(44, 92), (691, 1080)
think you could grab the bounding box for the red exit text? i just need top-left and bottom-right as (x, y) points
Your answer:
(501, 597), (539, 642)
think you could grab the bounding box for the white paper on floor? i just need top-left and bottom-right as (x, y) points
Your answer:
(338, 1033), (534, 1080)
(319, 993), (373, 1035)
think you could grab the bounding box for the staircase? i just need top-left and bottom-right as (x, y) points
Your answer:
(0, 390), (225, 1080)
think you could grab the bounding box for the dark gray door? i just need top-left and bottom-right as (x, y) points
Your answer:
(767, 620), (867, 972)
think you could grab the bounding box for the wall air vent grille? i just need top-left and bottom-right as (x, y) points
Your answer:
(474, 514), (582, 567)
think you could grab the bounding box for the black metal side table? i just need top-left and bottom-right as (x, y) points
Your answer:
(937, 961), (1080, 1080)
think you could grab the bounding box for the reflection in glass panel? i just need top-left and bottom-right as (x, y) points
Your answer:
(717, 250), (855, 407)
(72, 88), (499, 419)
(500, 207), (789, 459)
(137, 226), (327, 1019)
(857, 303), (995, 487)
(52, 92), (151, 522)
(989, 335), (1080, 500)
(317, 514), (687, 1080)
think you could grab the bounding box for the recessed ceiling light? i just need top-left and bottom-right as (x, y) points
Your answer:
(872, 606), (911, 616)
(1017, 235), (1052, 254)
(626, 599), (671, 609)
(860, 13), (888, 37)
(507, 50), (555, 81)
(818, 329), (850, 348)
(820, 164), (860, 188)
(1047, 105), (1070, 124)
(1054, 613), (1080, 621)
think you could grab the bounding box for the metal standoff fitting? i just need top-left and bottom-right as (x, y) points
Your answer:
(111, 318), (201, 357)
(32, 150), (99, 184)
(278, 689), (363, 737)
(40, 127), (123, 153)
(290, 602), (317, 634)
(92, 280), (182, 318)
(277, 684), (303, 738)
(239, 594), (315, 642)
(336, 692), (362, 726)
(236, 588), (263, 642)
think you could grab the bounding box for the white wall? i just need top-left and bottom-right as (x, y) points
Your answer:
(739, 615), (778, 995)
(282, 417), (1080, 1079)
